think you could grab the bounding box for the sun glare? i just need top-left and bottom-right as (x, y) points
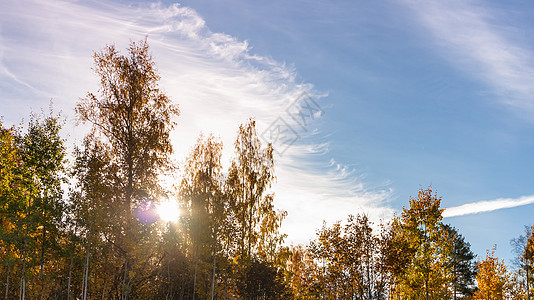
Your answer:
(157, 200), (181, 223)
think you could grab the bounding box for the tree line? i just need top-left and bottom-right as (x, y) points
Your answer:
(1, 40), (533, 299)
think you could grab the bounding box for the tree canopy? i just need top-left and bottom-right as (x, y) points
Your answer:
(1, 39), (532, 299)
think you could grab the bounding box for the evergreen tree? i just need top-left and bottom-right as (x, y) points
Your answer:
(443, 224), (477, 299)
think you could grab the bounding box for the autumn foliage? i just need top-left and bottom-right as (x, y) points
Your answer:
(1, 40), (533, 299)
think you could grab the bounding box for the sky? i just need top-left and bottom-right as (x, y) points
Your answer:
(1, 0), (534, 263)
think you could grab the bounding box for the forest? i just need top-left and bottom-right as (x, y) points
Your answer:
(1, 40), (533, 300)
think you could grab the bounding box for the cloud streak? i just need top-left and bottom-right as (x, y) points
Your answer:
(443, 195), (534, 218)
(402, 0), (534, 111)
(0, 0), (393, 245)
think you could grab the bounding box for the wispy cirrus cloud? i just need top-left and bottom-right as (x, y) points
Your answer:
(0, 0), (393, 244)
(401, 0), (534, 111)
(443, 195), (534, 218)
(400, 0), (534, 218)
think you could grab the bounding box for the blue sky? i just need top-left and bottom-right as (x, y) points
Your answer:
(2, 0), (534, 263)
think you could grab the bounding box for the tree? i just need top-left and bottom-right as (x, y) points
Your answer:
(388, 187), (453, 299)
(226, 119), (279, 259)
(179, 133), (225, 299)
(224, 119), (289, 298)
(444, 224), (477, 299)
(306, 214), (389, 299)
(528, 226), (534, 298)
(344, 215), (389, 299)
(0, 122), (28, 299)
(75, 39), (179, 298)
(511, 224), (534, 299)
(76, 38), (179, 214)
(383, 217), (415, 297)
(237, 258), (290, 299)
(286, 245), (318, 299)
(0, 110), (68, 299)
(70, 136), (121, 299)
(19, 112), (67, 281)
(473, 247), (513, 300)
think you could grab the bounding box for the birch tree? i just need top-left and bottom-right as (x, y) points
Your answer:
(179, 133), (225, 299)
(226, 118), (278, 259)
(75, 39), (179, 298)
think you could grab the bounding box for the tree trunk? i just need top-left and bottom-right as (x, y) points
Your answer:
(210, 232), (217, 300)
(82, 247), (90, 300)
(425, 276), (429, 300)
(453, 262), (457, 300)
(5, 264), (10, 300)
(527, 266), (530, 300)
(124, 128), (134, 299)
(40, 192), (49, 281)
(179, 273), (185, 300)
(247, 186), (254, 258)
(224, 274), (227, 300)
(20, 225), (28, 300)
(101, 280), (107, 300)
(67, 254), (73, 300)
(82, 224), (92, 300)
(368, 264), (372, 298)
(192, 259), (198, 300)
(122, 259), (128, 300)
(248, 203), (253, 257)
(167, 262), (172, 299)
(40, 223), (46, 279)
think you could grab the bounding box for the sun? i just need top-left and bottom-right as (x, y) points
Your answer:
(157, 199), (181, 223)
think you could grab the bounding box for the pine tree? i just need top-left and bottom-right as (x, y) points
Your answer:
(443, 224), (477, 299)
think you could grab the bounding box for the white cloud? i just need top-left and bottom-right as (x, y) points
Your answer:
(0, 0), (393, 245)
(443, 195), (534, 218)
(401, 0), (534, 111)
